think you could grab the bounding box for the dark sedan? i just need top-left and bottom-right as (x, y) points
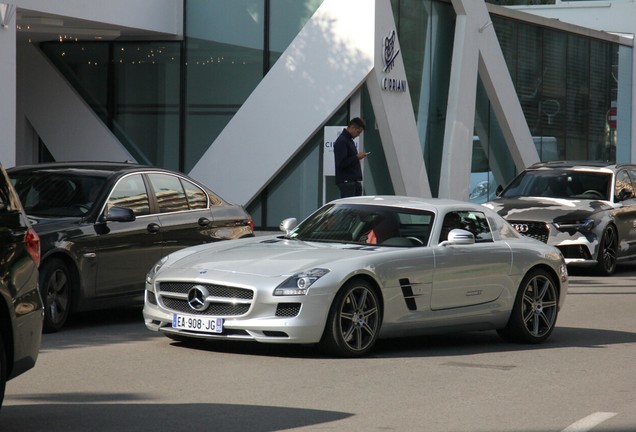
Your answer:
(9, 162), (254, 332)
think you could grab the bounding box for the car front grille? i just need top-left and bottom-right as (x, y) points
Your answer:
(157, 282), (253, 316)
(509, 220), (550, 243)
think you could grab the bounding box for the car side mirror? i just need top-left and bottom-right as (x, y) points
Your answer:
(439, 229), (475, 246)
(102, 206), (136, 222)
(279, 217), (297, 234)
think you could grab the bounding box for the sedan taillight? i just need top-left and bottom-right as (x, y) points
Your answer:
(25, 228), (40, 268)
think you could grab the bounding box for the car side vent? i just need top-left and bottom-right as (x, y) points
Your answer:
(399, 278), (417, 311)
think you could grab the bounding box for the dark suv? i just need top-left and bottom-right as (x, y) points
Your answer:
(0, 163), (43, 408)
(485, 161), (636, 275)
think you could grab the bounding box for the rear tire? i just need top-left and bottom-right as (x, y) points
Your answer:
(319, 279), (381, 358)
(40, 258), (72, 333)
(497, 268), (559, 344)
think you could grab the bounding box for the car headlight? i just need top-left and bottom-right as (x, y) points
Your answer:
(146, 256), (169, 287)
(274, 268), (330, 296)
(554, 218), (595, 232)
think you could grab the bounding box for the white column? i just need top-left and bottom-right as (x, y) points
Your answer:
(0, 3), (16, 166)
(366, 0), (431, 198)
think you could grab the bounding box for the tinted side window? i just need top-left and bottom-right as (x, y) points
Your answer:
(441, 211), (493, 243)
(107, 174), (150, 216)
(148, 174), (189, 213)
(615, 170), (635, 200)
(182, 179), (208, 210)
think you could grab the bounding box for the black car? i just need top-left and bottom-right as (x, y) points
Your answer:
(0, 163), (43, 408)
(485, 161), (636, 276)
(8, 162), (254, 332)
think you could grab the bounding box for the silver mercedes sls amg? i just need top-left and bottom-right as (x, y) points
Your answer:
(143, 196), (568, 357)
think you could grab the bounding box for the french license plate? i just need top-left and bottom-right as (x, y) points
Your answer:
(172, 314), (223, 334)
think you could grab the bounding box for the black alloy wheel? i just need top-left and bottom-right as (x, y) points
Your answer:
(594, 225), (618, 276)
(40, 258), (72, 333)
(497, 268), (559, 344)
(319, 279), (381, 358)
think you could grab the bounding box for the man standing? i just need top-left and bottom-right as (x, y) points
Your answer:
(333, 117), (369, 198)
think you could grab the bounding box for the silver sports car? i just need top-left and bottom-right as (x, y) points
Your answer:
(143, 196), (568, 357)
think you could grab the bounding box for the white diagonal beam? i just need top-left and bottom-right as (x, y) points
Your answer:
(190, 0), (375, 205)
(439, 0), (539, 199)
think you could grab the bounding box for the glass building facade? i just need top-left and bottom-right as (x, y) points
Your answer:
(38, 0), (632, 228)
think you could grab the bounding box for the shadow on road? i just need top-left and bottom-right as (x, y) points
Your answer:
(0, 401), (351, 432)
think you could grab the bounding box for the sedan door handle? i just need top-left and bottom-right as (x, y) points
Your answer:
(198, 217), (211, 227)
(147, 223), (161, 233)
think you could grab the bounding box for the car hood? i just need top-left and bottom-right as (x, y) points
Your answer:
(162, 236), (382, 278)
(484, 197), (611, 222)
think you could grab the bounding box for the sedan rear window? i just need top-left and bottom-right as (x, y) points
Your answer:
(12, 173), (106, 217)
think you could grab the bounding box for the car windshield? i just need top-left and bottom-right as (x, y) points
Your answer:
(501, 169), (611, 200)
(287, 204), (434, 247)
(11, 172), (107, 217)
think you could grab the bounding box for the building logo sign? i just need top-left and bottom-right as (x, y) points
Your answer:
(381, 30), (407, 93)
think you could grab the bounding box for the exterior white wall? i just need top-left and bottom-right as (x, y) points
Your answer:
(0, 4), (16, 167)
(15, 0), (182, 37)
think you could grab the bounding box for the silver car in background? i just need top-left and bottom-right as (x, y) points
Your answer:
(144, 196), (568, 357)
(485, 161), (636, 275)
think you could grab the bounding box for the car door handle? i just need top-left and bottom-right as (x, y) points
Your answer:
(198, 217), (211, 227)
(147, 223), (161, 233)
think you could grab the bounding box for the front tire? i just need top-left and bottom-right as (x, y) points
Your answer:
(40, 258), (72, 333)
(594, 225), (617, 276)
(319, 279), (381, 358)
(498, 268), (559, 344)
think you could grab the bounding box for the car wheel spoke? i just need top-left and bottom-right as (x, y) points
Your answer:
(338, 286), (379, 352)
(521, 275), (557, 337)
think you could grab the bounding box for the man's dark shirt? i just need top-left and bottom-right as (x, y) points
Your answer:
(333, 128), (362, 185)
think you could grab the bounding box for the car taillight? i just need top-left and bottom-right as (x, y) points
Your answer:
(248, 218), (255, 231)
(25, 228), (40, 268)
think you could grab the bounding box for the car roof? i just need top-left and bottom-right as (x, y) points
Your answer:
(528, 160), (636, 171)
(7, 161), (175, 179)
(331, 195), (487, 213)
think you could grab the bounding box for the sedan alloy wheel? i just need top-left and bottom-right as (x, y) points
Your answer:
(40, 259), (72, 333)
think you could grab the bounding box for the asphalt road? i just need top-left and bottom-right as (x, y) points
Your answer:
(2, 266), (636, 432)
